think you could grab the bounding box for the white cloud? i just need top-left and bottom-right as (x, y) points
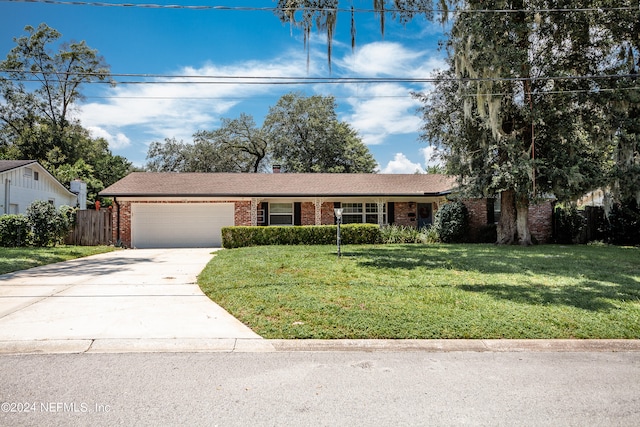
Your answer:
(420, 146), (443, 168)
(337, 42), (425, 76)
(333, 41), (444, 146)
(78, 51), (313, 152)
(75, 41), (446, 166)
(87, 126), (131, 149)
(380, 152), (424, 174)
(342, 83), (423, 145)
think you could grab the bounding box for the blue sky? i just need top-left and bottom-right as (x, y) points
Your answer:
(1, 1), (448, 172)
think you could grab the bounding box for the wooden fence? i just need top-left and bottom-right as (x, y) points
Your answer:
(66, 209), (112, 246)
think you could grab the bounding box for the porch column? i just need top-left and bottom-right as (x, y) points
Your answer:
(376, 199), (386, 225)
(250, 198), (263, 226)
(313, 198), (324, 225)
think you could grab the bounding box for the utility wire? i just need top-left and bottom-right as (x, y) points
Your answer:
(2, 70), (639, 84)
(81, 86), (638, 100)
(2, 0), (638, 14)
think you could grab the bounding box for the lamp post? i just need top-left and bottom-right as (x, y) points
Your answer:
(334, 208), (343, 257)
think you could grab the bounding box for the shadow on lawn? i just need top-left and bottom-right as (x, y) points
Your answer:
(0, 255), (155, 279)
(349, 244), (640, 312)
(458, 281), (640, 311)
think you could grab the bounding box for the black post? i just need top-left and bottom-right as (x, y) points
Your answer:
(336, 217), (342, 257)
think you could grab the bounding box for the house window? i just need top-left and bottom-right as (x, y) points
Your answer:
(34, 171), (39, 181)
(490, 195), (501, 224)
(269, 203), (293, 225)
(24, 168), (32, 178)
(341, 202), (386, 224)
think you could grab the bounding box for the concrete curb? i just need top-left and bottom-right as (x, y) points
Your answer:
(268, 339), (640, 352)
(0, 339), (276, 355)
(2, 339), (640, 355)
(0, 340), (93, 354)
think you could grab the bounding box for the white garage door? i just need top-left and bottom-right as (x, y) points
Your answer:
(131, 203), (234, 248)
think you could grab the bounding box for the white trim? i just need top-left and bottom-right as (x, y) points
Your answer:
(269, 202), (294, 226)
(313, 197), (324, 225)
(341, 202), (387, 225)
(115, 196), (252, 202)
(251, 198), (263, 226)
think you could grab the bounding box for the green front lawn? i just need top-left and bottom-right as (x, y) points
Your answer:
(0, 246), (116, 275)
(198, 244), (640, 339)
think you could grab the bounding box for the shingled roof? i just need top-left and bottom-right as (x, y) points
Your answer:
(100, 173), (456, 198)
(0, 160), (37, 173)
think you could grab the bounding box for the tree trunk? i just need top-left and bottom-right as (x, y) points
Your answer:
(516, 194), (533, 246)
(496, 189), (517, 244)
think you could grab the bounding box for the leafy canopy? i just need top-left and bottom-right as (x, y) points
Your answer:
(0, 24), (131, 206)
(147, 92), (377, 174)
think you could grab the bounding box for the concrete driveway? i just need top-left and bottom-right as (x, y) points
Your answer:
(0, 248), (269, 354)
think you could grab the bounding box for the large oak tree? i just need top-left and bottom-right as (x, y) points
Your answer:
(265, 92), (377, 173)
(275, 1), (639, 244)
(147, 92), (377, 174)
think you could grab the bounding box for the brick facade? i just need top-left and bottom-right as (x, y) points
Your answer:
(321, 202), (335, 225)
(462, 199), (488, 242)
(393, 202), (418, 227)
(461, 198), (553, 243)
(301, 202), (315, 225)
(234, 201), (251, 226)
(111, 197), (554, 247)
(528, 201), (553, 243)
(111, 200), (131, 247)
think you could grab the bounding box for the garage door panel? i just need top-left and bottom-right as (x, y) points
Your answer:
(132, 203), (234, 248)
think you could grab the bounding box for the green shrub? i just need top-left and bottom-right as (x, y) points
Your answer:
(380, 224), (437, 244)
(431, 201), (469, 243)
(341, 224), (382, 244)
(604, 200), (640, 245)
(25, 201), (72, 247)
(222, 224), (381, 248)
(59, 205), (77, 229)
(554, 204), (586, 244)
(0, 214), (30, 247)
(421, 226), (440, 244)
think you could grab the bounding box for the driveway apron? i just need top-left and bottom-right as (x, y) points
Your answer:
(0, 249), (261, 344)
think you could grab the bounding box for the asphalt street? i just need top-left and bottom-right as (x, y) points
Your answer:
(1, 351), (639, 426)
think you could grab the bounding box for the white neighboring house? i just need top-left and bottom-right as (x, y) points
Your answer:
(0, 160), (78, 215)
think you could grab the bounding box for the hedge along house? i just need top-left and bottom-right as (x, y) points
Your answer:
(99, 172), (459, 248)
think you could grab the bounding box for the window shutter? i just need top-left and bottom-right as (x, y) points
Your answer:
(262, 202), (268, 226)
(388, 202), (395, 224)
(294, 202), (302, 226)
(486, 199), (495, 224)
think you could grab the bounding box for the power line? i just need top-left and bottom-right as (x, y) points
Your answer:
(80, 86), (639, 101)
(2, 0), (638, 14)
(3, 72), (638, 85)
(84, 94), (416, 100)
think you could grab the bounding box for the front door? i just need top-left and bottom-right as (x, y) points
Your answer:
(417, 203), (433, 228)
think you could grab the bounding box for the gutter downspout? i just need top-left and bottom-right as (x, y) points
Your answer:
(113, 197), (121, 246)
(4, 179), (10, 215)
